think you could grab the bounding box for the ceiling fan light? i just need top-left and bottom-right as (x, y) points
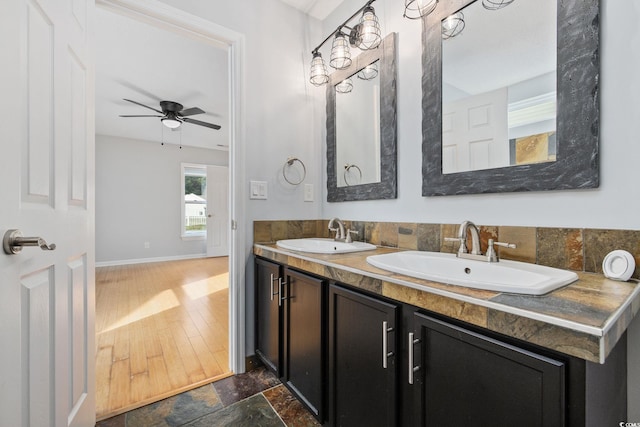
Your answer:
(403, 0), (438, 20)
(162, 116), (182, 129)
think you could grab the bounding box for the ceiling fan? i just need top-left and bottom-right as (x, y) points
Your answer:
(119, 98), (221, 130)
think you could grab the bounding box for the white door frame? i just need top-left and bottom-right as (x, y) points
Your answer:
(96, 0), (246, 373)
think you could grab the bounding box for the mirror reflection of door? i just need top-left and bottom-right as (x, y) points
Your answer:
(442, 0), (557, 174)
(335, 60), (382, 187)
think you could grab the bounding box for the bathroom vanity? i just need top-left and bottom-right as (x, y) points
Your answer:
(253, 243), (637, 426)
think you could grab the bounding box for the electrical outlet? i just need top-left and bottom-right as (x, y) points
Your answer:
(304, 184), (314, 202)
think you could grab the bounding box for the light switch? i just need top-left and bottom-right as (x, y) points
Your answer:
(250, 180), (268, 200)
(304, 184), (314, 202)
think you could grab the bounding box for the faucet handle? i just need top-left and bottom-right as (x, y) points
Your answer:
(345, 229), (358, 243)
(486, 239), (517, 262)
(491, 240), (517, 249)
(445, 236), (467, 254)
(328, 226), (340, 239)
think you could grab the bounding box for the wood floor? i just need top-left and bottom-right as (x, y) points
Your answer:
(95, 257), (231, 420)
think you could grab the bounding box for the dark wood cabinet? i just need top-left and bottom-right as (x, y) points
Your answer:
(255, 258), (326, 422)
(410, 312), (565, 427)
(328, 284), (399, 427)
(255, 257), (282, 375)
(283, 268), (326, 421)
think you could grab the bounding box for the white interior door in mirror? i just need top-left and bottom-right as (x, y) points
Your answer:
(443, 88), (508, 174)
(442, 0), (557, 173)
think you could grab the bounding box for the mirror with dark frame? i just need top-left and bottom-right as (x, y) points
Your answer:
(422, 0), (599, 196)
(327, 32), (397, 202)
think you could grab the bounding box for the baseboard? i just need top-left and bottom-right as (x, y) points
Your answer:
(96, 253), (208, 267)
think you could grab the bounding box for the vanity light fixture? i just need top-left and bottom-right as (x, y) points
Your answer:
(330, 33), (353, 70)
(403, 0), (438, 19)
(482, 0), (515, 10)
(355, 6), (382, 50)
(442, 12), (465, 39)
(308, 0), (382, 87)
(335, 78), (354, 94)
(357, 62), (378, 80)
(309, 52), (329, 86)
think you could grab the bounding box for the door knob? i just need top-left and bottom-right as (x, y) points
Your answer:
(3, 229), (56, 255)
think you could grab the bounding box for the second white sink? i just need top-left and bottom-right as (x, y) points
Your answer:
(277, 238), (376, 254)
(366, 251), (578, 295)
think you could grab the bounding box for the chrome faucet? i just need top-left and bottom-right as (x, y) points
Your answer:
(445, 220), (516, 263)
(328, 217), (346, 241)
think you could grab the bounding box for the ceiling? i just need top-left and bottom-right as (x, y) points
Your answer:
(95, 8), (229, 150)
(280, 0), (345, 20)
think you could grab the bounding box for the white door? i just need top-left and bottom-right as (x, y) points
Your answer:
(0, 0), (95, 426)
(206, 165), (229, 257)
(442, 87), (509, 174)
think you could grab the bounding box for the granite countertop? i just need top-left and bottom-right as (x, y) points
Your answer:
(253, 243), (640, 364)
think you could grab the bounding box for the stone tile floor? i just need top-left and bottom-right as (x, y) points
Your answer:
(96, 367), (321, 427)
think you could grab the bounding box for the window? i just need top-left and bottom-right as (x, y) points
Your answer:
(182, 164), (207, 238)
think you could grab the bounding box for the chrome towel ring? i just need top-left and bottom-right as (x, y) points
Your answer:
(283, 157), (307, 185)
(344, 163), (362, 186)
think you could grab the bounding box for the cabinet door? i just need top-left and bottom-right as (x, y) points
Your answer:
(255, 258), (282, 375)
(411, 313), (565, 427)
(283, 268), (325, 421)
(329, 284), (399, 427)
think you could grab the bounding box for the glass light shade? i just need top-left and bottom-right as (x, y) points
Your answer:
(357, 6), (381, 50)
(482, 0), (515, 10)
(161, 117), (181, 129)
(442, 12), (465, 39)
(309, 52), (329, 86)
(335, 78), (353, 94)
(357, 62), (378, 80)
(403, 0), (438, 19)
(330, 33), (352, 69)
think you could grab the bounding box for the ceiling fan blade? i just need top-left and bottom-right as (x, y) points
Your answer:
(179, 107), (205, 116)
(123, 98), (164, 114)
(119, 114), (163, 117)
(182, 117), (221, 130)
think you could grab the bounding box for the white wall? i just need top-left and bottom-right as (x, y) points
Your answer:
(321, 0), (640, 418)
(96, 134), (228, 264)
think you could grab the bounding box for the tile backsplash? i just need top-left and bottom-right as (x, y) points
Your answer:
(253, 220), (640, 279)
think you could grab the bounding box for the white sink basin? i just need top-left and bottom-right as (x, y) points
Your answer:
(276, 238), (376, 254)
(366, 251), (578, 295)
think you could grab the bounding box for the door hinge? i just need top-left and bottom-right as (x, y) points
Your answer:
(231, 219), (238, 230)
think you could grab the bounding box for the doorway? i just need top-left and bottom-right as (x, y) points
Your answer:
(94, 0), (245, 419)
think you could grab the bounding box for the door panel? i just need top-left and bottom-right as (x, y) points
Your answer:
(413, 313), (565, 427)
(206, 165), (229, 257)
(328, 284), (398, 427)
(0, 0), (95, 425)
